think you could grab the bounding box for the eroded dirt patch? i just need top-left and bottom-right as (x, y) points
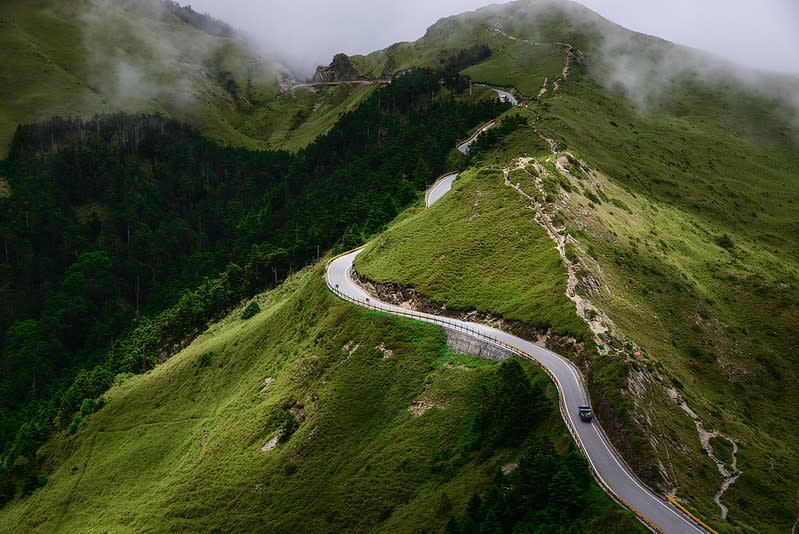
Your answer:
(376, 342), (393, 359)
(667, 387), (741, 518)
(261, 432), (282, 451)
(260, 377), (273, 393)
(408, 384), (446, 417)
(342, 340), (359, 356)
(408, 399), (443, 417)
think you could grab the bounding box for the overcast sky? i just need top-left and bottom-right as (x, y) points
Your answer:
(185, 0), (799, 76)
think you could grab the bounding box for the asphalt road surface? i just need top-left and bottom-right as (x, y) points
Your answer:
(425, 172), (459, 207)
(457, 121), (496, 154)
(494, 88), (518, 106)
(457, 88), (519, 154)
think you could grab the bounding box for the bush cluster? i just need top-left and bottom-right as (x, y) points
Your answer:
(241, 300), (261, 320)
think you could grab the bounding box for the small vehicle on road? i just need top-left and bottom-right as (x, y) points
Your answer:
(578, 404), (593, 422)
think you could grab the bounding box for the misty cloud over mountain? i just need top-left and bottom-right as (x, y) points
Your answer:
(78, 0), (283, 113)
(186, 0), (799, 78)
(75, 0), (799, 126)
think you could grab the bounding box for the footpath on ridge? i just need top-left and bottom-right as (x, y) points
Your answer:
(324, 50), (713, 534)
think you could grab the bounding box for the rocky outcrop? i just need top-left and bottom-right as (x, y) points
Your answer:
(311, 53), (360, 83)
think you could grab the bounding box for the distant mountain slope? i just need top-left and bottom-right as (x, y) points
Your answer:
(0, 0), (384, 157)
(355, 0), (799, 119)
(0, 0), (277, 155)
(350, 0), (617, 93)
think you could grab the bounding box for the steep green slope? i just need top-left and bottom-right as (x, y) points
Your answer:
(0, 0), (261, 155)
(353, 1), (799, 532)
(0, 0), (382, 157)
(263, 83), (379, 152)
(357, 165), (588, 342)
(536, 63), (799, 534)
(0, 71), (508, 501)
(0, 265), (644, 533)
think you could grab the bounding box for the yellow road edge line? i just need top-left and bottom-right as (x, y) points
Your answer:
(425, 171), (460, 208)
(666, 496), (718, 534)
(425, 171), (459, 195)
(325, 244), (368, 271)
(456, 120), (496, 148)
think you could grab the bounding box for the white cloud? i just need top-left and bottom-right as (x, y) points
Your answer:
(185, 0), (799, 76)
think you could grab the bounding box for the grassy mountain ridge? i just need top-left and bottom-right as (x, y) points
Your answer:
(0, 0), (261, 155)
(349, 0), (622, 94)
(0, 265), (644, 533)
(350, 1), (799, 531)
(542, 65), (799, 532)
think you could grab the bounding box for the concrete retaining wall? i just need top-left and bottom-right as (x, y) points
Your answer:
(445, 328), (512, 361)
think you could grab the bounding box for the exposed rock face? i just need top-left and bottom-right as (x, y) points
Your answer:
(311, 53), (360, 83)
(350, 270), (585, 360)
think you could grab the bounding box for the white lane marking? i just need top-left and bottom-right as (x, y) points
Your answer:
(586, 423), (705, 532)
(425, 173), (458, 207)
(564, 364), (584, 399)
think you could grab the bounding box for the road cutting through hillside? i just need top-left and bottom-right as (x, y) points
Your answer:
(455, 88), (518, 154)
(324, 63), (712, 533)
(326, 248), (707, 534)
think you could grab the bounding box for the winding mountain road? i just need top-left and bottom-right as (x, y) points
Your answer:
(457, 120), (496, 154)
(493, 88), (518, 106)
(456, 88), (518, 154)
(326, 248), (707, 534)
(324, 81), (712, 533)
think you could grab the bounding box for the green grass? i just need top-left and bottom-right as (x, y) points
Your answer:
(358, 8), (799, 529)
(3, 0), (798, 530)
(537, 62), (799, 532)
(463, 40), (565, 96)
(0, 263), (643, 532)
(470, 122), (551, 165)
(258, 83), (379, 152)
(351, 9), (565, 95)
(0, 1), (105, 155)
(355, 165), (589, 341)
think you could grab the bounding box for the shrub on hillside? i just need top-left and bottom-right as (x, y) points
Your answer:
(715, 233), (734, 250)
(68, 416), (80, 434)
(241, 300), (261, 320)
(443, 437), (624, 533)
(470, 359), (547, 450)
(269, 410), (299, 443)
(80, 398), (97, 417)
(199, 351), (213, 368)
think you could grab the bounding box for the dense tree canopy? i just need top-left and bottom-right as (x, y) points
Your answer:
(0, 68), (510, 501)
